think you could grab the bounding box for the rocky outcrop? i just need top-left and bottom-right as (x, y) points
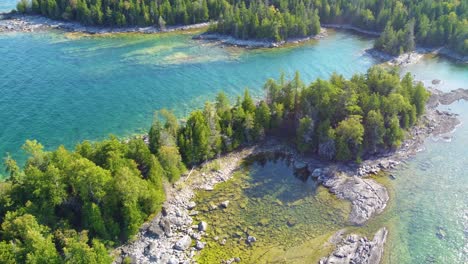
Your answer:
(193, 28), (327, 48)
(320, 228), (388, 264)
(0, 14), (210, 34)
(317, 170), (389, 225)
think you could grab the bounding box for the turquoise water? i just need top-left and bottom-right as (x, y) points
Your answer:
(0, 0), (17, 13)
(0, 26), (467, 263)
(0, 30), (375, 167)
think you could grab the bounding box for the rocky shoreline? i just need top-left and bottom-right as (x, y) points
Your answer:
(192, 28), (328, 48)
(367, 47), (468, 66)
(0, 13), (210, 34)
(115, 87), (467, 264)
(320, 228), (388, 264)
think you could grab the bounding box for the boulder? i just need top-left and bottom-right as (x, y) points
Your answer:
(159, 218), (172, 237)
(198, 221), (208, 232)
(293, 160), (307, 170)
(320, 228), (388, 264)
(220, 200), (230, 208)
(247, 236), (256, 244)
(195, 240), (205, 250)
(187, 201), (197, 210)
(147, 222), (164, 238)
(174, 235), (192, 251)
(311, 168), (323, 178)
(168, 257), (179, 264)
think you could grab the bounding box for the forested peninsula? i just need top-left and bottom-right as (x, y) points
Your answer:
(0, 66), (430, 263)
(12, 0), (468, 56)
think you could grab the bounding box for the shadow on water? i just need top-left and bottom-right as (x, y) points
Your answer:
(243, 153), (318, 204)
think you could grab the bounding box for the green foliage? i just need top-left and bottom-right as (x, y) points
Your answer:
(296, 116), (314, 153)
(0, 67), (430, 262)
(213, 1), (321, 41)
(1, 135), (168, 262)
(178, 110), (211, 165)
(19, 0), (467, 55)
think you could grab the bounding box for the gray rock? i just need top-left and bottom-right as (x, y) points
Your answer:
(198, 221), (208, 232)
(187, 201), (197, 210)
(247, 236), (256, 244)
(293, 160), (307, 169)
(147, 222), (164, 238)
(220, 238), (227, 245)
(311, 168), (323, 177)
(321, 173), (389, 225)
(168, 257), (179, 264)
(320, 227), (388, 264)
(234, 257), (241, 262)
(174, 235), (192, 251)
(160, 218), (172, 237)
(189, 210), (199, 216)
(196, 240), (205, 250)
(220, 200), (230, 208)
(191, 233), (202, 240)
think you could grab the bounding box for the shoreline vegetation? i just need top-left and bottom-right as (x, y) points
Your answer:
(8, 0), (468, 58)
(2, 64), (467, 263)
(1, 13), (467, 64)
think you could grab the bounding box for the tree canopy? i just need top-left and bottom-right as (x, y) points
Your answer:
(16, 0), (468, 55)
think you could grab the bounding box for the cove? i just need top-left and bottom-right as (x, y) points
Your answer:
(194, 153), (351, 263)
(0, 29), (375, 172)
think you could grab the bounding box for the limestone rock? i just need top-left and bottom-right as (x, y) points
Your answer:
(247, 236), (256, 244)
(320, 227), (388, 264)
(198, 221), (208, 232)
(174, 236), (192, 251)
(195, 240), (205, 250)
(220, 200), (230, 208)
(187, 201), (197, 210)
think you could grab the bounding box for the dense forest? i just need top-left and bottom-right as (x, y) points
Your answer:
(15, 0), (468, 55)
(0, 66), (429, 262)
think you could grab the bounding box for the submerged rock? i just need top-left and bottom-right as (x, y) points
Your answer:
(220, 200), (230, 208)
(320, 227), (388, 264)
(198, 221), (208, 232)
(246, 236), (257, 244)
(436, 226), (447, 240)
(320, 172), (389, 225)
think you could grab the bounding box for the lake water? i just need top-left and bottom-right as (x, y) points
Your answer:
(0, 0), (17, 13)
(0, 30), (375, 168)
(0, 26), (467, 263)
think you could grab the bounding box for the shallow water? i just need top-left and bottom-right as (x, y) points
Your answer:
(194, 154), (351, 263)
(0, 0), (17, 13)
(0, 30), (375, 170)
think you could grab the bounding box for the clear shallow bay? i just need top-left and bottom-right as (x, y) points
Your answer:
(0, 26), (467, 264)
(0, 30), (375, 167)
